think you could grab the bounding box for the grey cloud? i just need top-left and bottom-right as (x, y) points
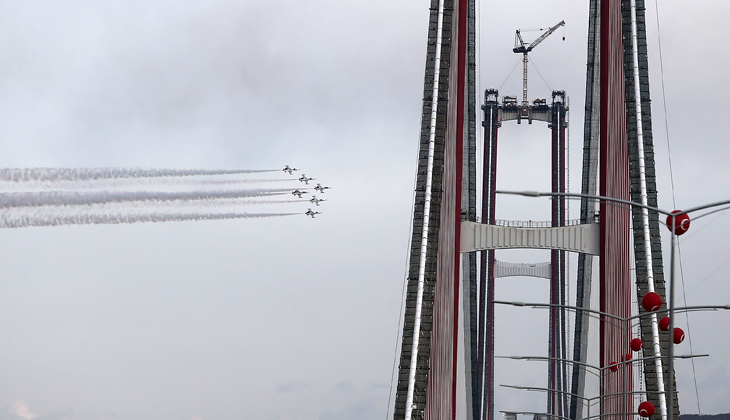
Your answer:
(335, 381), (356, 393)
(318, 397), (381, 420)
(276, 380), (311, 393)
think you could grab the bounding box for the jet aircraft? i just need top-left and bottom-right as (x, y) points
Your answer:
(298, 174), (315, 184)
(292, 189), (307, 198)
(310, 196), (326, 206)
(314, 183), (330, 193)
(305, 208), (321, 218)
(283, 165), (299, 175)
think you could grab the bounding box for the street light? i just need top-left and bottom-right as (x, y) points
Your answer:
(500, 409), (644, 420)
(497, 353), (709, 420)
(494, 300), (730, 322)
(500, 384), (671, 420)
(495, 299), (729, 417)
(497, 189), (730, 420)
(495, 299), (642, 419)
(499, 354), (708, 369)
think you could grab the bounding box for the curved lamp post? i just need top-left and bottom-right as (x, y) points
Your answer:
(496, 190), (730, 420)
(500, 384), (677, 420)
(498, 354), (708, 420)
(494, 300), (721, 419)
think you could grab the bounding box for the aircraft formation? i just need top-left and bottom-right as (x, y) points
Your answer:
(283, 165), (330, 218)
(0, 166), (330, 229)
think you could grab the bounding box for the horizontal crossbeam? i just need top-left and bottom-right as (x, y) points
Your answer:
(494, 260), (552, 279)
(460, 221), (600, 255)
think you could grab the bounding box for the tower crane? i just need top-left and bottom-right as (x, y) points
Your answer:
(513, 20), (565, 107)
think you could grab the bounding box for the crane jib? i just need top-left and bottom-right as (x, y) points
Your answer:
(513, 20), (566, 53)
(512, 20), (565, 106)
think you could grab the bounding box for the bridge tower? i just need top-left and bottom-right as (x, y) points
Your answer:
(476, 86), (570, 420)
(569, 1), (679, 419)
(392, 0), (473, 419)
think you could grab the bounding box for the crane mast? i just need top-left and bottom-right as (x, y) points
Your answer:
(513, 20), (565, 107)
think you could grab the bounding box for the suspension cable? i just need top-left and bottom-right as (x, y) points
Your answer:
(498, 58), (523, 91)
(653, 0), (677, 210)
(653, 0), (701, 412)
(527, 55), (552, 92)
(677, 241), (702, 413)
(386, 136), (421, 420)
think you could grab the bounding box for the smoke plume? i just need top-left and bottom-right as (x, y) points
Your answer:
(0, 189), (293, 208)
(0, 211), (297, 229)
(0, 168), (277, 182)
(0, 177), (298, 191)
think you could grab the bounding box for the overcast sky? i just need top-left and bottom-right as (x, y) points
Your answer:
(0, 1), (728, 419)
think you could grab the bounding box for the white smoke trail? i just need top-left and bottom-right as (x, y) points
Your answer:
(0, 198), (306, 213)
(109, 198), (305, 208)
(0, 177), (298, 191)
(0, 168), (277, 182)
(0, 211), (297, 229)
(201, 178), (297, 185)
(0, 188), (293, 208)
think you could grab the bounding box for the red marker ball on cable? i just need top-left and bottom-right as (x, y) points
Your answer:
(673, 327), (685, 344)
(667, 210), (691, 235)
(642, 292), (662, 312)
(659, 316), (670, 332)
(638, 401), (655, 417)
(631, 338), (643, 352)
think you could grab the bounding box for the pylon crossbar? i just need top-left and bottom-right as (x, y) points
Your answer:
(460, 221), (600, 255)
